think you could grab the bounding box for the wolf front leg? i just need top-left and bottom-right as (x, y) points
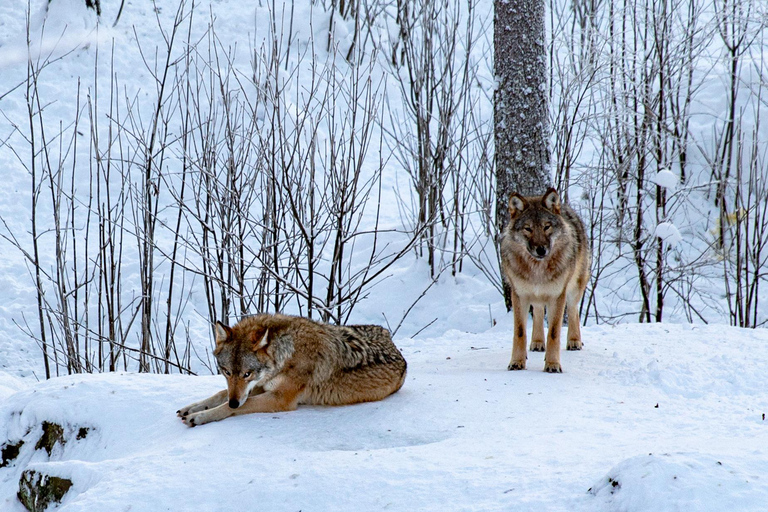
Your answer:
(543, 293), (567, 373)
(182, 381), (303, 427)
(230, 386), (302, 416)
(177, 389), (228, 418)
(181, 401), (233, 426)
(508, 293), (530, 370)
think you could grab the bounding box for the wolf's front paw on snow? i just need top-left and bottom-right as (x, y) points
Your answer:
(181, 408), (228, 427)
(507, 360), (526, 371)
(180, 411), (206, 427)
(176, 403), (208, 418)
(543, 361), (563, 373)
(566, 339), (583, 351)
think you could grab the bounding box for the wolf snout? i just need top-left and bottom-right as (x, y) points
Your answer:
(228, 398), (240, 409)
(534, 246), (548, 258)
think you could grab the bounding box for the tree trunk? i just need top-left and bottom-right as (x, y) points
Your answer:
(494, 0), (551, 309)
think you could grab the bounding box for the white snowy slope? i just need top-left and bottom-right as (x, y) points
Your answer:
(1, 322), (767, 512)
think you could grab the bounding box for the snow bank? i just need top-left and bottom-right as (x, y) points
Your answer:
(590, 453), (768, 512)
(1, 324), (767, 511)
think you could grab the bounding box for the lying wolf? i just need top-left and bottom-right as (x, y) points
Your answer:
(500, 187), (591, 373)
(177, 314), (406, 426)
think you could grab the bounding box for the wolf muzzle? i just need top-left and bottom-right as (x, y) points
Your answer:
(529, 245), (549, 259)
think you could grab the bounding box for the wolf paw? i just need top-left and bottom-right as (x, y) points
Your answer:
(529, 340), (545, 352)
(177, 403), (209, 418)
(566, 339), (582, 351)
(182, 406), (230, 427)
(507, 360), (526, 371)
(543, 361), (562, 373)
(181, 411), (208, 427)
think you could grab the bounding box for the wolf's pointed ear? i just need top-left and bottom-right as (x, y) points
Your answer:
(508, 193), (527, 218)
(252, 329), (270, 351)
(215, 321), (231, 345)
(542, 187), (561, 214)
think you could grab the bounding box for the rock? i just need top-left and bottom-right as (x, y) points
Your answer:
(1, 439), (25, 468)
(17, 470), (73, 512)
(34, 422), (65, 456)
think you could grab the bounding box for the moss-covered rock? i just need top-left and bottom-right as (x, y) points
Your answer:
(17, 469), (73, 512)
(1, 439), (25, 468)
(34, 422), (65, 456)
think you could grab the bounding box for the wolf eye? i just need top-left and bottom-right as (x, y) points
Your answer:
(524, 227), (533, 233)
(543, 224), (552, 231)
(220, 368), (231, 376)
(243, 372), (252, 378)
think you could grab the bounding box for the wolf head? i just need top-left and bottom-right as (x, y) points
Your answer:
(507, 187), (565, 260)
(213, 321), (275, 409)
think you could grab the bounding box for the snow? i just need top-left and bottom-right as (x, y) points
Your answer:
(1, 0), (768, 510)
(654, 222), (683, 247)
(590, 453), (768, 512)
(1, 323), (768, 511)
(652, 169), (679, 191)
(0, 372), (25, 401)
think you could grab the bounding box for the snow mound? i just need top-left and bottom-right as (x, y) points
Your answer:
(655, 221), (683, 247)
(651, 169), (679, 190)
(590, 453), (768, 512)
(1, 324), (768, 511)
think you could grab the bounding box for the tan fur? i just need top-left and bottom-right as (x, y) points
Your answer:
(499, 187), (591, 373)
(177, 314), (407, 426)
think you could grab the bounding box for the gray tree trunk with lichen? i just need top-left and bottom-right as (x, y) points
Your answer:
(494, 0), (551, 309)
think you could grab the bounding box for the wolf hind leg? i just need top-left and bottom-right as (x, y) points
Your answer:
(566, 307), (582, 350)
(566, 290), (584, 351)
(529, 304), (546, 352)
(543, 294), (566, 373)
(319, 356), (407, 406)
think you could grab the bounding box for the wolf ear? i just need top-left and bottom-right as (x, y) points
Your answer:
(251, 328), (270, 351)
(508, 193), (527, 218)
(542, 187), (561, 214)
(214, 321), (231, 345)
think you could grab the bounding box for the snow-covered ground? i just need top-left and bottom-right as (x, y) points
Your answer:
(2, 322), (767, 511)
(2, 0), (768, 510)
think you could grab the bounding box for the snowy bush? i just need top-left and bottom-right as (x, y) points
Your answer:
(1, 0), (768, 378)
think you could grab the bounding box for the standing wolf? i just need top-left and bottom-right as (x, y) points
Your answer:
(177, 314), (407, 426)
(500, 188), (590, 373)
